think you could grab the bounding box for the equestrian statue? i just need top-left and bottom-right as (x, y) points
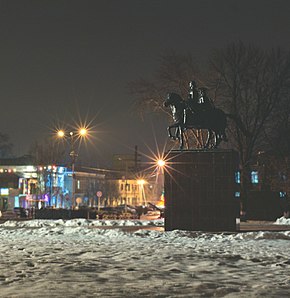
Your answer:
(164, 81), (228, 150)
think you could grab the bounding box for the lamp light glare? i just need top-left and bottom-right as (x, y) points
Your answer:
(79, 128), (87, 136)
(57, 130), (65, 138)
(137, 179), (146, 185)
(157, 159), (166, 167)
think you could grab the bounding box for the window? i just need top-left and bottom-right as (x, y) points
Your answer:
(77, 180), (81, 189)
(235, 172), (240, 184)
(14, 196), (20, 208)
(251, 171), (259, 184)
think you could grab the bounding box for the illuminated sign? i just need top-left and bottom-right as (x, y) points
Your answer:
(0, 188), (9, 195)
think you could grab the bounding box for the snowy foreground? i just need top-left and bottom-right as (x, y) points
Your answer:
(0, 218), (290, 298)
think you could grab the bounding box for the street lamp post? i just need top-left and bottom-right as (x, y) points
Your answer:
(125, 180), (128, 213)
(57, 127), (88, 208)
(156, 158), (166, 204)
(69, 132), (78, 207)
(137, 179), (146, 205)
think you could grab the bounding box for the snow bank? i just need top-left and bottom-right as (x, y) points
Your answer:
(274, 216), (290, 225)
(0, 218), (164, 228)
(1, 219), (289, 241)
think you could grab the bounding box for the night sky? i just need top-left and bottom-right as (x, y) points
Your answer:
(0, 0), (289, 166)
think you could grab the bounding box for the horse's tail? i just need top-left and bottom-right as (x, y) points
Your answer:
(222, 131), (228, 142)
(215, 110), (228, 142)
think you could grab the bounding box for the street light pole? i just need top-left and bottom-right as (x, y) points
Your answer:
(69, 132), (78, 208)
(156, 158), (166, 204)
(57, 127), (88, 209)
(137, 179), (146, 206)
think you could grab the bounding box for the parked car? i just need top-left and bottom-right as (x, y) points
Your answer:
(140, 210), (161, 220)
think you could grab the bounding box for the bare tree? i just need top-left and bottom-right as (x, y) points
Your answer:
(28, 138), (66, 165)
(260, 93), (290, 195)
(103, 179), (121, 206)
(208, 42), (290, 213)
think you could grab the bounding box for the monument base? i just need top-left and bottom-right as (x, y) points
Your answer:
(165, 150), (239, 232)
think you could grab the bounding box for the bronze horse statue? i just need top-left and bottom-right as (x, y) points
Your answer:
(164, 92), (228, 149)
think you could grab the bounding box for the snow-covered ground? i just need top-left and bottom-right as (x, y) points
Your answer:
(0, 218), (289, 297)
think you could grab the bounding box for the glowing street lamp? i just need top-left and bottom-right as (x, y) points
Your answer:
(57, 127), (88, 140)
(57, 130), (65, 138)
(79, 128), (87, 137)
(137, 179), (146, 185)
(157, 159), (166, 168)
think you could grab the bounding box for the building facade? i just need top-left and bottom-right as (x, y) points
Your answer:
(0, 157), (105, 211)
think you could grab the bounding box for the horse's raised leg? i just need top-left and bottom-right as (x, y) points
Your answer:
(167, 126), (176, 139)
(178, 126), (184, 150)
(167, 126), (172, 138)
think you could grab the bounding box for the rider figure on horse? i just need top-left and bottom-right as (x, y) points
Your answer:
(187, 80), (214, 114)
(164, 91), (228, 149)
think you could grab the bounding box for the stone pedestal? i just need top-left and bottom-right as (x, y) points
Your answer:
(165, 150), (239, 231)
